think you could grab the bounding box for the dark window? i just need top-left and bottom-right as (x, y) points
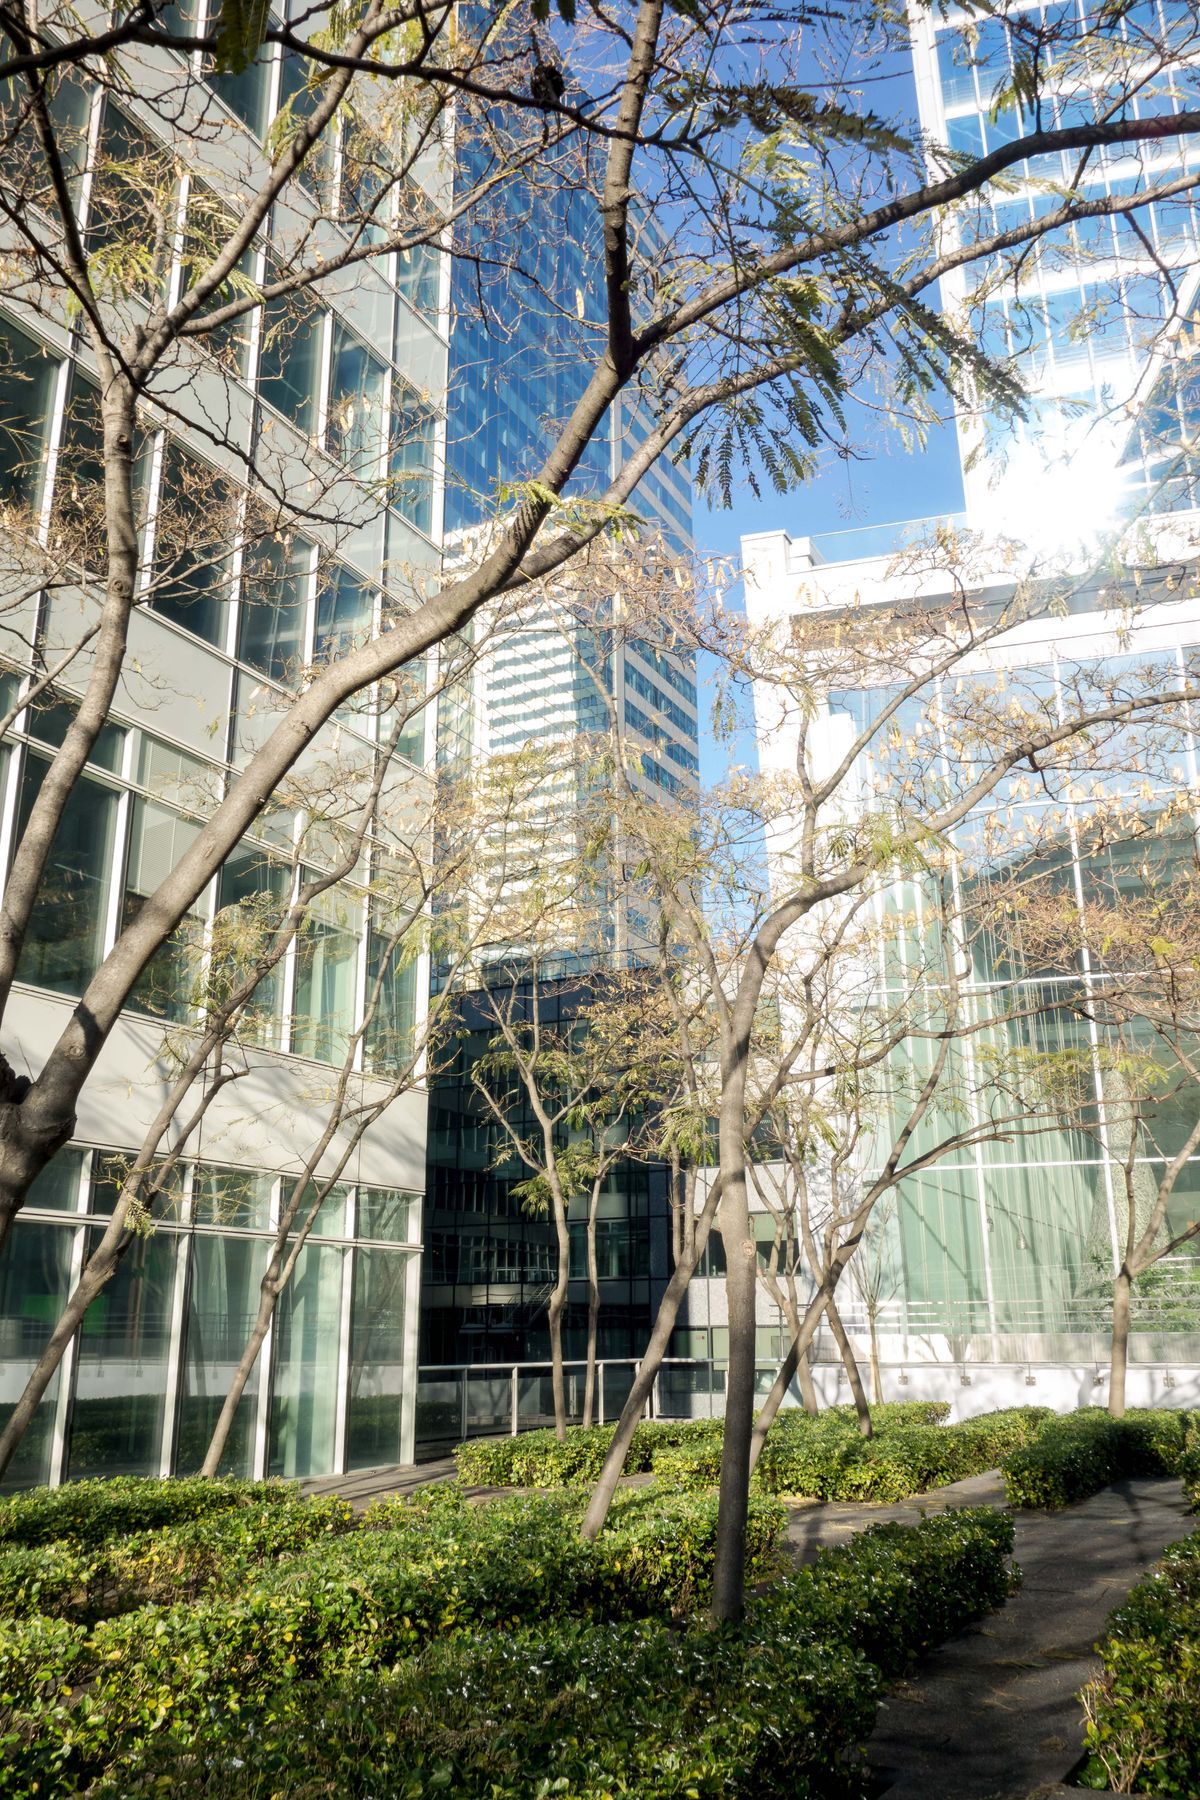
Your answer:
(152, 440), (237, 646)
(0, 314), (56, 509)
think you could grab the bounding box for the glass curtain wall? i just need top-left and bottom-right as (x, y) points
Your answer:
(844, 636), (1200, 1354)
(0, 1150), (421, 1492)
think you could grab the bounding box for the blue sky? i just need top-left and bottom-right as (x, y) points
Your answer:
(695, 413), (967, 787)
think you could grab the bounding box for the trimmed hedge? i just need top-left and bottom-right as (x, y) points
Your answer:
(453, 1415), (726, 1488)
(93, 1506), (1016, 1800)
(0, 1484), (785, 1798)
(1001, 1408), (1194, 1510)
(0, 1475), (298, 1550)
(453, 1400), (1022, 1499)
(1078, 1530), (1200, 1797)
(645, 1406), (1053, 1502)
(0, 1494), (355, 1623)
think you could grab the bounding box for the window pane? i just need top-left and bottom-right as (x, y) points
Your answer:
(180, 185), (255, 374)
(51, 369), (106, 569)
(213, 843), (291, 1047)
(315, 563), (373, 662)
(292, 881), (359, 1063)
(207, 45), (275, 139)
(87, 103), (174, 286)
(238, 530), (310, 682)
(0, 1222), (76, 1491)
(24, 686), (125, 772)
(327, 324), (387, 476)
(176, 1232), (264, 1477)
(0, 313), (56, 510)
(339, 121), (392, 244)
(14, 753), (118, 997)
(258, 286), (323, 433)
(152, 440), (237, 645)
(389, 388), (435, 534)
(285, 1178), (349, 1239)
(396, 241), (440, 320)
(346, 1246), (409, 1469)
(137, 735), (216, 811)
(268, 1240), (343, 1476)
(277, 51), (332, 197)
(357, 1187), (415, 1243)
(67, 1228), (177, 1479)
(364, 924), (416, 1074)
(192, 1164), (273, 1230)
(26, 1145), (87, 1212)
(122, 797), (204, 1020)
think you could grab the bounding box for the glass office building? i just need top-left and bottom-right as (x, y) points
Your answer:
(716, 6), (1200, 1372)
(443, 50), (699, 818)
(739, 522), (1200, 1366)
(0, 13), (443, 1483)
(420, 980), (672, 1381)
(910, 0), (1200, 525)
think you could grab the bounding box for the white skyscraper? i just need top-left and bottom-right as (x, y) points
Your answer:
(909, 0), (1200, 540)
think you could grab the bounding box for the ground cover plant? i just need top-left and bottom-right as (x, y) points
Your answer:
(1000, 1408), (1197, 1510)
(38, 1502), (1013, 1800)
(1078, 1524), (1200, 1797)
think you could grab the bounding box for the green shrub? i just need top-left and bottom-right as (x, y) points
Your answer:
(0, 1485), (785, 1798)
(0, 1494), (355, 1623)
(1001, 1408), (1193, 1510)
(827, 1399), (951, 1429)
(760, 1505), (1017, 1676)
(452, 1416), (724, 1488)
(0, 1476), (299, 1551)
(1180, 1445), (1200, 1511)
(105, 1621), (877, 1800)
(91, 1507), (1015, 1800)
(651, 1406), (1052, 1502)
(1078, 1531), (1200, 1796)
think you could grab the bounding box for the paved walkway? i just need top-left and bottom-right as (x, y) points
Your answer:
(863, 1474), (1193, 1800)
(302, 1457), (457, 1509)
(303, 1456), (1192, 1797)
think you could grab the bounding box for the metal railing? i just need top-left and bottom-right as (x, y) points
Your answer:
(414, 1357), (723, 1450)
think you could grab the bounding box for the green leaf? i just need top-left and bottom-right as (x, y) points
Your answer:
(212, 0), (272, 77)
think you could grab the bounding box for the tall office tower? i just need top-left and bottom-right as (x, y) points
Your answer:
(441, 42), (699, 948)
(909, 1), (1200, 532)
(419, 28), (695, 1382)
(0, 21), (445, 1485)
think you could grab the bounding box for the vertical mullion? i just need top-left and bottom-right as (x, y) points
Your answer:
(158, 1164), (195, 1476)
(333, 1238), (354, 1473)
(48, 1148), (92, 1486)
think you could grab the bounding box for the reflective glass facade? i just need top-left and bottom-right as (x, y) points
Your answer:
(444, 51), (699, 818)
(911, 0), (1200, 518)
(0, 1150), (420, 1491)
(421, 982), (671, 1370)
(0, 20), (441, 1483)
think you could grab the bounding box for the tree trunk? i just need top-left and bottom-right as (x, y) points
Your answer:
(582, 1180), (601, 1429)
(867, 1303), (883, 1405)
(0, 1206), (133, 1476)
(579, 1170), (719, 1542)
(795, 1337), (818, 1415)
(201, 1263), (280, 1476)
(711, 1085), (756, 1624)
(1108, 1265), (1133, 1420)
(748, 1283), (830, 1475)
(547, 1191), (572, 1442)
(826, 1292), (872, 1438)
